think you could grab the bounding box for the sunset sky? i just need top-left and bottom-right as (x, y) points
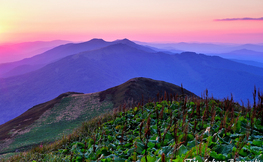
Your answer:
(0, 0), (263, 44)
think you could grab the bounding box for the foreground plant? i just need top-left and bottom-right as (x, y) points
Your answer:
(3, 90), (263, 162)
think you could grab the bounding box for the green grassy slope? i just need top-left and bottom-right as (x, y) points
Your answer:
(0, 92), (113, 155)
(0, 77), (197, 158)
(0, 92), (82, 142)
(4, 90), (263, 161)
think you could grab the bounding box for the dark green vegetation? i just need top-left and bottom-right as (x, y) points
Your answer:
(0, 77), (197, 158)
(3, 88), (263, 161)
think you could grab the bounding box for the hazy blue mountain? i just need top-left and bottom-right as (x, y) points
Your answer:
(0, 40), (71, 64)
(136, 42), (235, 53)
(1, 64), (46, 78)
(218, 49), (263, 63)
(137, 41), (263, 55)
(0, 43), (262, 125)
(0, 39), (109, 77)
(114, 39), (155, 53)
(0, 38), (154, 78)
(236, 44), (263, 52)
(231, 59), (263, 68)
(134, 41), (183, 54)
(137, 42), (263, 64)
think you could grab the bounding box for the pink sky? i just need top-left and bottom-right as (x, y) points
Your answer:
(0, 0), (263, 44)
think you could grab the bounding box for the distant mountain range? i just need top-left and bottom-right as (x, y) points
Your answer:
(1, 40), (262, 78)
(137, 41), (263, 53)
(0, 39), (262, 125)
(0, 39), (154, 78)
(0, 40), (71, 64)
(219, 49), (263, 63)
(231, 59), (263, 68)
(137, 41), (263, 65)
(0, 77), (196, 154)
(136, 42), (233, 53)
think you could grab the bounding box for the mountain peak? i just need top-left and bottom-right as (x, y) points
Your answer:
(112, 39), (155, 53)
(121, 38), (132, 42)
(88, 38), (106, 43)
(180, 51), (197, 56)
(101, 43), (137, 51)
(114, 38), (135, 44)
(99, 77), (197, 106)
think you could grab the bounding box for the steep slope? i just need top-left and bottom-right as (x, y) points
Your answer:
(0, 77), (196, 154)
(0, 43), (262, 125)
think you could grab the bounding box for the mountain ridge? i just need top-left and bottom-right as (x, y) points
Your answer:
(0, 40), (262, 125)
(0, 39), (154, 78)
(219, 49), (263, 63)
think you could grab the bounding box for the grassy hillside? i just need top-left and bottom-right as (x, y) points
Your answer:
(2, 89), (263, 161)
(0, 92), (113, 156)
(0, 77), (196, 158)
